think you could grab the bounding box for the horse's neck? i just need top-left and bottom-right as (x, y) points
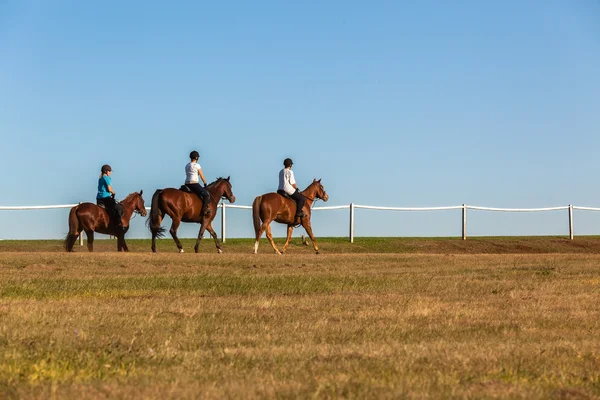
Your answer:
(207, 183), (223, 205)
(119, 197), (137, 219)
(301, 185), (318, 202)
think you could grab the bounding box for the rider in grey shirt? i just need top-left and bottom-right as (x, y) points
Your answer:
(277, 158), (305, 219)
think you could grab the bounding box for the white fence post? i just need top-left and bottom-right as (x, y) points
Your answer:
(349, 202), (355, 243)
(569, 204), (574, 240)
(462, 204), (467, 240)
(221, 203), (226, 243)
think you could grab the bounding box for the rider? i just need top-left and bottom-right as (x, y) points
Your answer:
(277, 158), (306, 219)
(96, 164), (124, 231)
(185, 150), (211, 217)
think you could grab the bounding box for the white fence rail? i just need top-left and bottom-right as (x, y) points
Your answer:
(2, 202), (600, 243)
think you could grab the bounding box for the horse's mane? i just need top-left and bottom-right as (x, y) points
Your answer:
(120, 192), (139, 203)
(207, 177), (228, 189)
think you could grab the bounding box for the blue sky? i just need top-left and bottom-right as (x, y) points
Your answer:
(1, 1), (599, 240)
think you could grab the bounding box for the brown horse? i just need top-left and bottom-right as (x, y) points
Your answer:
(65, 191), (147, 252)
(252, 179), (329, 254)
(147, 177), (236, 253)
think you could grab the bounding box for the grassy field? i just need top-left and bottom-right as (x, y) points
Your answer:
(0, 238), (599, 398)
(3, 235), (600, 254)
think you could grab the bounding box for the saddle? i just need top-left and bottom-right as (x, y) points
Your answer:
(277, 190), (292, 200)
(179, 185), (192, 193)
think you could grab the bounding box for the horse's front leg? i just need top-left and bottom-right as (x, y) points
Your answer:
(281, 225), (294, 253)
(116, 234), (124, 252)
(302, 220), (320, 254)
(205, 223), (223, 254)
(194, 221), (207, 253)
(121, 237), (129, 252)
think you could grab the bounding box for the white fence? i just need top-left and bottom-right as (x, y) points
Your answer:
(2, 202), (600, 243)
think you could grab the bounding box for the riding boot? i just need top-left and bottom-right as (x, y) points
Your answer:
(114, 213), (125, 233)
(295, 203), (305, 219)
(112, 203), (124, 232)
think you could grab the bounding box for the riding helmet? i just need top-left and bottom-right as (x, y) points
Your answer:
(190, 150), (200, 160)
(101, 164), (112, 174)
(283, 158), (293, 167)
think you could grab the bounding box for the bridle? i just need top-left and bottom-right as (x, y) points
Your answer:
(304, 186), (327, 203)
(208, 179), (234, 203)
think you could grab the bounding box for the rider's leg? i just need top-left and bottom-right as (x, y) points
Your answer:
(290, 190), (306, 218)
(186, 184), (212, 217)
(98, 197), (123, 230)
(199, 189), (211, 216)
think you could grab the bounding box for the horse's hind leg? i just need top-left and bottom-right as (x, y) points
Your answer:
(169, 218), (184, 253)
(265, 224), (281, 255)
(65, 233), (78, 252)
(253, 221), (267, 254)
(85, 230), (94, 252)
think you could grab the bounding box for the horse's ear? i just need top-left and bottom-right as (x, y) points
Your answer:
(317, 179), (321, 183)
(227, 176), (230, 181)
(313, 178), (317, 183)
(139, 190), (143, 195)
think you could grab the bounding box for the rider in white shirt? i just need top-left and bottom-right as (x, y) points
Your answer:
(277, 158), (306, 218)
(185, 150), (211, 217)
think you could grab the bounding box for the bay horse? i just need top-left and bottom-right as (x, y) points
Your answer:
(252, 179), (328, 254)
(147, 177), (235, 253)
(65, 191), (147, 252)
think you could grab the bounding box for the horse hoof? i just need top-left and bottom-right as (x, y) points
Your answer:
(315, 251), (320, 255)
(218, 249), (223, 254)
(179, 249), (184, 253)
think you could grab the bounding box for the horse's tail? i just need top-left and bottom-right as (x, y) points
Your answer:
(252, 195), (263, 240)
(147, 189), (166, 238)
(64, 205), (80, 252)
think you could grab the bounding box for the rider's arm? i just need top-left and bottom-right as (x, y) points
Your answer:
(197, 166), (207, 186)
(104, 176), (115, 195)
(289, 170), (298, 190)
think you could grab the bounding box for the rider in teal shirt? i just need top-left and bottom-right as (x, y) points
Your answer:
(97, 174), (112, 200)
(96, 164), (123, 230)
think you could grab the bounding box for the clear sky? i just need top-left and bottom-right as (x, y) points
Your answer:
(1, 1), (599, 240)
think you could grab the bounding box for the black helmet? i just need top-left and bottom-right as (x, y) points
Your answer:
(190, 150), (200, 160)
(283, 158), (293, 167)
(101, 164), (112, 174)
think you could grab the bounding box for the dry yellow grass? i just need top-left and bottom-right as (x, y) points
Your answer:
(0, 251), (599, 399)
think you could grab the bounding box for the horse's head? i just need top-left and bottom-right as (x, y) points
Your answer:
(208, 177), (236, 204)
(124, 190), (147, 217)
(309, 179), (329, 202)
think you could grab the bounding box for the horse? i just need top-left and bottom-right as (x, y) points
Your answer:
(65, 191), (147, 252)
(252, 179), (329, 254)
(147, 177), (236, 253)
